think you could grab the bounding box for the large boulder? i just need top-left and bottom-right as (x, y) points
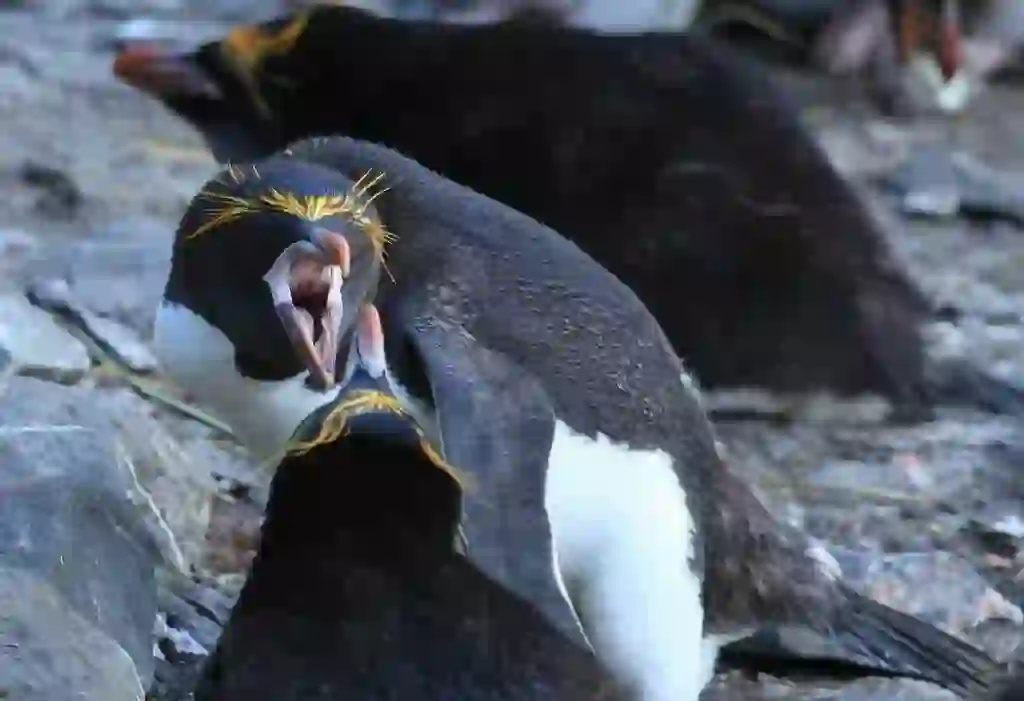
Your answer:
(0, 377), (177, 699)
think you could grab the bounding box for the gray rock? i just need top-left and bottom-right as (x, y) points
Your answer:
(19, 160), (83, 219)
(108, 17), (235, 51)
(705, 672), (958, 701)
(20, 241), (170, 334)
(967, 508), (1024, 560)
(883, 147), (963, 218)
(880, 147), (1024, 225)
(0, 384), (164, 696)
(29, 277), (158, 372)
(0, 293), (91, 383)
(0, 568), (148, 701)
(157, 594), (222, 654)
(79, 311), (159, 372)
(0, 229), (40, 291)
(0, 377), (218, 575)
(831, 549), (1023, 654)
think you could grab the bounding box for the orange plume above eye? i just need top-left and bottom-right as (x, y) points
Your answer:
(218, 11), (312, 116)
(221, 12), (310, 76)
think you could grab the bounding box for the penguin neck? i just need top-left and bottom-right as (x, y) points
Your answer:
(376, 306), (440, 443)
(239, 434), (461, 609)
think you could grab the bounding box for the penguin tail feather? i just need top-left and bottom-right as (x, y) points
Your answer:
(836, 585), (1008, 699)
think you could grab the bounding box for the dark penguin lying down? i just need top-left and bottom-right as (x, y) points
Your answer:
(154, 135), (1007, 701)
(113, 3), (1021, 419)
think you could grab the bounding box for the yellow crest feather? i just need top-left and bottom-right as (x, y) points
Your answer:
(285, 390), (468, 490)
(222, 12), (310, 77)
(189, 169), (397, 268)
(219, 11), (311, 116)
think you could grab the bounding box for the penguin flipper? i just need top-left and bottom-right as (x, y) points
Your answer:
(401, 313), (591, 651)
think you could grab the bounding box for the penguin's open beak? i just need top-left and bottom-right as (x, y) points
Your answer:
(264, 231), (353, 391)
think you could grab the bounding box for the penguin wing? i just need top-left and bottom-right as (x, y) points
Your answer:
(400, 311), (591, 652)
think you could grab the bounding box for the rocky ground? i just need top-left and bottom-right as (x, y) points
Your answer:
(0, 2), (1023, 701)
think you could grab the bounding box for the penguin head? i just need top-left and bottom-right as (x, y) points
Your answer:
(289, 361), (450, 477)
(268, 359), (464, 552)
(112, 5), (381, 163)
(157, 150), (393, 403)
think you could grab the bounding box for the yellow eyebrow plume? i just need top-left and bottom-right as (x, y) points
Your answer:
(189, 169), (398, 265)
(219, 11), (311, 116)
(285, 389), (468, 489)
(222, 12), (310, 79)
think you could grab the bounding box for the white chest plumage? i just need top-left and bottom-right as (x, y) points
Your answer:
(154, 301), (440, 461)
(153, 302), (333, 463)
(544, 419), (712, 701)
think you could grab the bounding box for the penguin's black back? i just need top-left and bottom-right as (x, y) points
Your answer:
(179, 7), (932, 410)
(196, 407), (626, 701)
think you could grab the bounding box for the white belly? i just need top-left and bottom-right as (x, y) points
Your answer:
(544, 420), (711, 701)
(152, 301), (333, 463)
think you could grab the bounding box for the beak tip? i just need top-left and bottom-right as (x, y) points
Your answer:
(314, 229), (353, 276)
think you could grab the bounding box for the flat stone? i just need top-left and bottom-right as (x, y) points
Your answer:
(157, 591), (222, 654)
(108, 18), (235, 50)
(0, 229), (40, 284)
(833, 549), (1024, 652)
(0, 377), (219, 575)
(0, 294), (90, 383)
(882, 148), (963, 218)
(151, 572), (236, 701)
(81, 311), (159, 372)
(27, 276), (158, 371)
(91, 390), (222, 572)
(966, 507), (1024, 561)
(881, 147), (1024, 225)
(0, 568), (147, 701)
(21, 241), (170, 334)
(0, 382), (164, 692)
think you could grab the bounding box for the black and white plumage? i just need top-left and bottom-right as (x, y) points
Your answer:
(195, 359), (631, 701)
(153, 158), (391, 458)
(154, 136), (1005, 701)
(116, 4), (974, 419)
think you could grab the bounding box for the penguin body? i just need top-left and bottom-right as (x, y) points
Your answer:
(196, 362), (630, 701)
(117, 5), (948, 417)
(157, 139), (717, 700)
(155, 135), (1004, 701)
